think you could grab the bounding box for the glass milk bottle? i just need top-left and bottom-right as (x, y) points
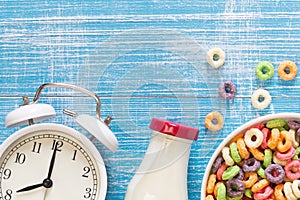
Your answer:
(125, 118), (199, 200)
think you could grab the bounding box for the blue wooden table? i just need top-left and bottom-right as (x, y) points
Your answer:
(1, 0), (300, 199)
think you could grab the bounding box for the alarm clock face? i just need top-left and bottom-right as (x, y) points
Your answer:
(0, 124), (107, 200)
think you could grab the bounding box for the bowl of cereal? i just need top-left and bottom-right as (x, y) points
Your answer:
(201, 113), (300, 200)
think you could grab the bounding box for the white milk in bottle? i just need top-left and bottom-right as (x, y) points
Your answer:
(125, 118), (199, 200)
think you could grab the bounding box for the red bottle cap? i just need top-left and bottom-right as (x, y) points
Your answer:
(150, 118), (199, 140)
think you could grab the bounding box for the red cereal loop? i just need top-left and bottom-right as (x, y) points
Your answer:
(261, 128), (271, 149)
(216, 163), (227, 181)
(246, 123), (265, 131)
(284, 160), (300, 180)
(253, 186), (274, 200)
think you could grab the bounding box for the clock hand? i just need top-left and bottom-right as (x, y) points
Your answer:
(16, 183), (43, 193)
(16, 178), (53, 193)
(47, 143), (58, 179)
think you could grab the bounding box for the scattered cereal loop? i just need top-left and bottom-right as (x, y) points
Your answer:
(278, 60), (298, 81)
(218, 81), (236, 100)
(206, 47), (226, 68)
(251, 88), (272, 110)
(255, 61), (274, 81)
(205, 111), (224, 132)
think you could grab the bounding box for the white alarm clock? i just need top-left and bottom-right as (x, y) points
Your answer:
(0, 83), (118, 200)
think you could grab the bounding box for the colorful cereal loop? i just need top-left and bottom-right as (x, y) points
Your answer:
(253, 186), (273, 200)
(222, 165), (240, 180)
(275, 146), (295, 160)
(206, 174), (217, 194)
(230, 142), (242, 163)
(255, 61), (274, 81)
(278, 60), (298, 81)
(263, 149), (272, 168)
(274, 184), (287, 200)
(289, 129), (299, 148)
(292, 180), (300, 198)
(267, 128), (280, 150)
(222, 146), (235, 166)
(261, 128), (271, 149)
(249, 148), (265, 161)
(292, 146), (300, 160)
(236, 138), (250, 160)
(251, 179), (270, 193)
(244, 128), (263, 148)
(243, 172), (258, 188)
(206, 47), (226, 68)
(277, 130), (292, 153)
(216, 163), (227, 181)
(216, 182), (226, 200)
(284, 160), (300, 180)
(205, 111), (224, 132)
(251, 88), (272, 110)
(266, 119), (287, 129)
(283, 182), (297, 200)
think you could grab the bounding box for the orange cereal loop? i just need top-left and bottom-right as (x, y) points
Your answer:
(243, 172), (258, 188)
(205, 195), (215, 200)
(206, 174), (216, 194)
(205, 111), (224, 132)
(274, 184), (287, 200)
(277, 130), (292, 152)
(267, 128), (280, 150)
(278, 60), (298, 81)
(251, 179), (270, 193)
(237, 138), (250, 159)
(249, 148), (265, 161)
(229, 133), (244, 144)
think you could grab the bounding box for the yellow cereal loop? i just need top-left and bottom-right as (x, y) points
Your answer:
(274, 184), (287, 200)
(237, 138), (250, 159)
(267, 128), (280, 150)
(243, 172), (258, 188)
(206, 174), (216, 194)
(249, 148), (265, 161)
(251, 179), (270, 193)
(277, 130), (292, 152)
(205, 111), (224, 132)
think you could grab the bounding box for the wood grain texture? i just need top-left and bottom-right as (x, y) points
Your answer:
(1, 0), (300, 199)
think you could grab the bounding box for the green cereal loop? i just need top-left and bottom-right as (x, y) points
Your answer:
(263, 149), (272, 168)
(244, 188), (253, 198)
(226, 194), (243, 200)
(293, 147), (300, 160)
(257, 167), (266, 179)
(217, 183), (226, 200)
(278, 127), (286, 131)
(230, 142), (242, 163)
(283, 124), (290, 130)
(222, 165), (240, 180)
(255, 61), (274, 81)
(266, 119), (287, 129)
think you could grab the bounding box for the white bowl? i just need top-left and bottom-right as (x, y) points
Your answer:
(201, 112), (300, 199)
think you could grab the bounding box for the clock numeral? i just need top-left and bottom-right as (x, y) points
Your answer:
(15, 153), (26, 164)
(72, 150), (77, 161)
(82, 166), (90, 178)
(3, 169), (11, 180)
(51, 140), (64, 151)
(84, 187), (92, 199)
(4, 189), (12, 200)
(32, 142), (42, 153)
